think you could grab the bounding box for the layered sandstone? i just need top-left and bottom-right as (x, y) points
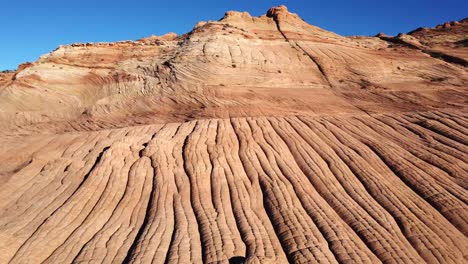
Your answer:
(0, 6), (467, 264)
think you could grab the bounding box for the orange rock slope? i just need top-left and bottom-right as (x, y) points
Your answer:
(0, 6), (467, 264)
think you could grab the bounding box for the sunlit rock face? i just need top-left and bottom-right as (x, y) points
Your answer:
(0, 6), (467, 264)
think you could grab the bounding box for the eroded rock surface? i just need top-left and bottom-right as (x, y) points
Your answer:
(0, 6), (467, 264)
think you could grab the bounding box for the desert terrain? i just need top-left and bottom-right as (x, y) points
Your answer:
(0, 6), (467, 264)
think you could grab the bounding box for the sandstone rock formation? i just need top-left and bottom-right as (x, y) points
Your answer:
(0, 6), (467, 264)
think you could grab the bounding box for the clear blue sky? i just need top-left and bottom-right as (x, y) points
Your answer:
(1, 0), (467, 70)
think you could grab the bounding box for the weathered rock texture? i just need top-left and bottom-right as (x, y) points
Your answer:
(0, 6), (467, 264)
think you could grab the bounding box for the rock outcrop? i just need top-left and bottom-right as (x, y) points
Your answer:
(0, 6), (467, 264)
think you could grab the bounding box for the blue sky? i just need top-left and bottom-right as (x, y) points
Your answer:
(1, 0), (467, 70)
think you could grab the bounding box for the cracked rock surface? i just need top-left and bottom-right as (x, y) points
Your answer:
(0, 5), (467, 264)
